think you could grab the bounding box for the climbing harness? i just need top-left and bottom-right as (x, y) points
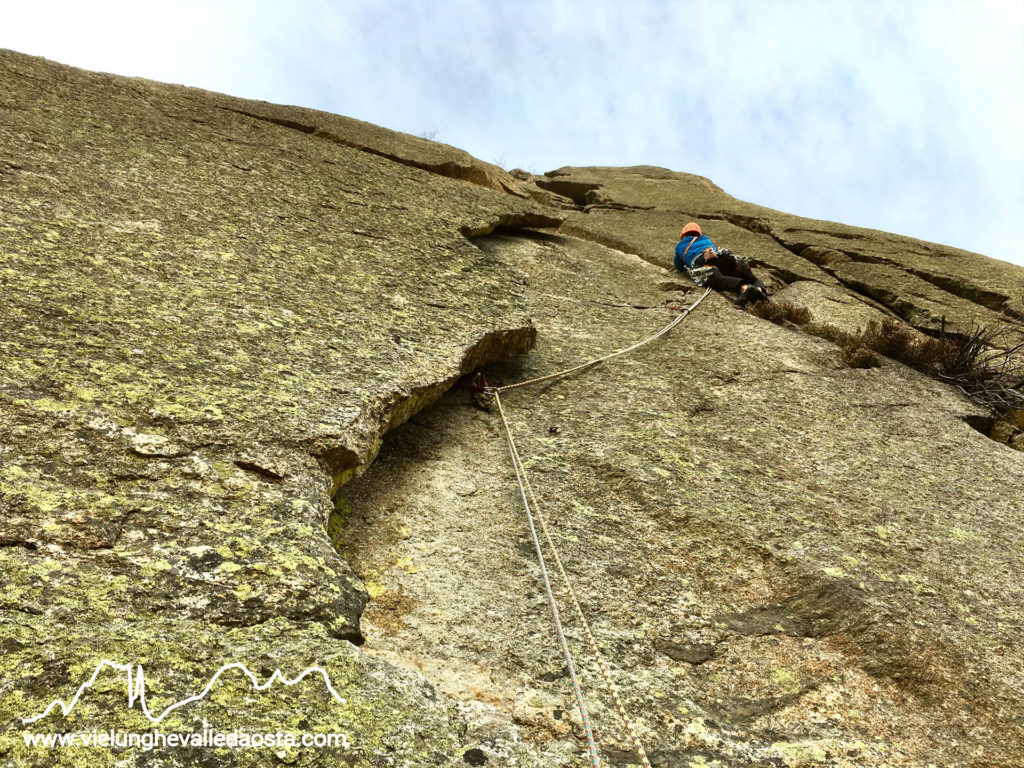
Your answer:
(485, 287), (712, 768)
(683, 246), (752, 288)
(679, 234), (715, 287)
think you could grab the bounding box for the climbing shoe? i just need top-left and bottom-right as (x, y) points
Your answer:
(736, 284), (759, 306)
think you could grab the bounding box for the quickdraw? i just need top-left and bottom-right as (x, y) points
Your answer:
(464, 371), (495, 411)
(686, 265), (715, 287)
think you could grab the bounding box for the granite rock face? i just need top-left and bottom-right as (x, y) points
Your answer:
(547, 165), (1023, 332)
(340, 232), (1023, 768)
(0, 49), (554, 767)
(1, 50), (1022, 768)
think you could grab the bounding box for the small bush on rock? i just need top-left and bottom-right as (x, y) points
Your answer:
(813, 317), (1023, 412)
(747, 302), (812, 326)
(860, 319), (957, 373)
(748, 295), (1023, 413)
(804, 321), (856, 348)
(801, 319), (952, 373)
(841, 345), (881, 369)
(935, 320), (1024, 412)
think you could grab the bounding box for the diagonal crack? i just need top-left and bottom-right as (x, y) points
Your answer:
(768, 230), (1018, 319)
(218, 106), (529, 195)
(685, 210), (1019, 321)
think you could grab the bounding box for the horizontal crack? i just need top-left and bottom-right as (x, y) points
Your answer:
(218, 106), (530, 196)
(0, 537), (39, 551)
(459, 212), (565, 239)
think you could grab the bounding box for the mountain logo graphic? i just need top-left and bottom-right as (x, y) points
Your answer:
(22, 659), (348, 725)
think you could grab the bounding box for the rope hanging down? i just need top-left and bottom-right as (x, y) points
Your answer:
(494, 393), (602, 768)
(486, 287), (711, 768)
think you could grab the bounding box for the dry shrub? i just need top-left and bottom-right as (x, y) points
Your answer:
(804, 321), (856, 347)
(747, 293), (1023, 411)
(935, 320), (1024, 411)
(747, 301), (812, 326)
(841, 345), (881, 369)
(861, 319), (958, 373)
(802, 319), (949, 373)
(809, 317), (1024, 412)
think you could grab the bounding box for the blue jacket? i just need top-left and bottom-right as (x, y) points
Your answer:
(674, 234), (716, 270)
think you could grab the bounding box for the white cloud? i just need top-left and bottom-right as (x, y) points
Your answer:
(1, 0), (1021, 265)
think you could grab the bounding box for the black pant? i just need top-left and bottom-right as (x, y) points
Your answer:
(695, 251), (760, 293)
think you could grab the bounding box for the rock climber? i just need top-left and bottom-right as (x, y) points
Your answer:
(674, 222), (768, 304)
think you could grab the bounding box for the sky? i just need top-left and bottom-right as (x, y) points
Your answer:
(2, 0), (1022, 266)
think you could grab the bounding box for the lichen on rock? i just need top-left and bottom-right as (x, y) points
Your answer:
(2, 49), (1022, 768)
(0, 48), (548, 766)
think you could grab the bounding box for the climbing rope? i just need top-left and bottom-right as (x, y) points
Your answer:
(491, 288), (711, 394)
(487, 287), (712, 767)
(494, 392), (602, 768)
(493, 391), (649, 768)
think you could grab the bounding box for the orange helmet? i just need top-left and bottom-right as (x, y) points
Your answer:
(680, 222), (702, 238)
